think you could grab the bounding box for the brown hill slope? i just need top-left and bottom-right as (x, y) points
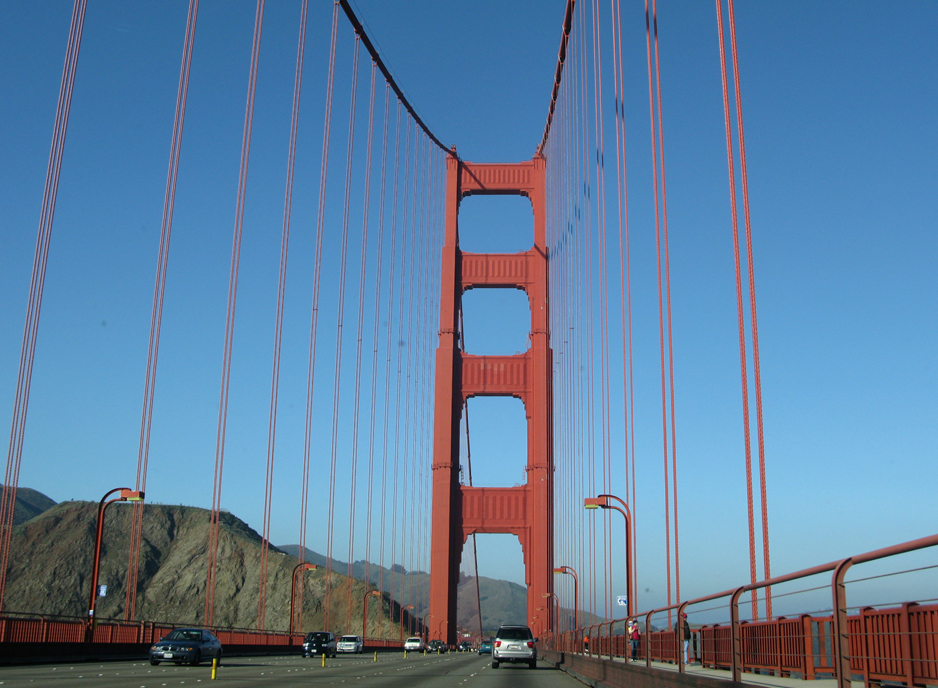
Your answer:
(4, 502), (403, 637)
(0, 484), (56, 525)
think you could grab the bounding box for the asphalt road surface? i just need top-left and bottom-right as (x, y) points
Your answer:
(0, 651), (586, 688)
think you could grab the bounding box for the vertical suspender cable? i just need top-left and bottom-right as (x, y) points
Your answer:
(364, 82), (391, 598)
(345, 56), (376, 633)
(610, 0), (638, 612)
(327, 35), (360, 632)
(390, 118), (413, 614)
(399, 127), (419, 617)
(125, 0), (200, 622)
(715, 0), (758, 620)
(205, 0), (264, 627)
(590, 0), (614, 615)
(651, 0), (682, 609)
(205, 0), (265, 627)
(0, 0), (87, 611)
(257, 0), (308, 631)
(727, 0), (772, 618)
(299, 0), (339, 632)
(645, 0), (672, 624)
(378, 101), (402, 600)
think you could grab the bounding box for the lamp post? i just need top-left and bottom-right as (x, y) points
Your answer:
(584, 494), (633, 619)
(542, 592), (559, 633)
(400, 604), (414, 642)
(87, 487), (144, 632)
(289, 563), (318, 637)
(553, 566), (579, 632)
(424, 613), (435, 643)
(362, 589), (381, 639)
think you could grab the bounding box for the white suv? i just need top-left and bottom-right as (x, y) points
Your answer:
(337, 635), (364, 653)
(404, 636), (425, 651)
(492, 625), (537, 669)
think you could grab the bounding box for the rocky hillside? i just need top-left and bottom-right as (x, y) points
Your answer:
(3, 501), (401, 636)
(281, 545), (581, 635)
(0, 484), (57, 526)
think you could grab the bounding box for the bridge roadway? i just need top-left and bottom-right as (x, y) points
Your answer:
(0, 651), (583, 688)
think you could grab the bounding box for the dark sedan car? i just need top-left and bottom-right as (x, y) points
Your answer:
(149, 628), (222, 666)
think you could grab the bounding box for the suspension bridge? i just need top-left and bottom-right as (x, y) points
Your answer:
(0, 1), (935, 687)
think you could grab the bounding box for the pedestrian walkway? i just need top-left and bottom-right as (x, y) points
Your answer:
(605, 657), (865, 688)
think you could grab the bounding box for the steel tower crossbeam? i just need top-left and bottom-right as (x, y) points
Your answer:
(429, 155), (553, 644)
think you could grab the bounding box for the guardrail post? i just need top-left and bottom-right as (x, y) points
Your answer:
(832, 558), (854, 688)
(901, 602), (916, 688)
(800, 614), (813, 680)
(730, 587), (745, 683)
(645, 610), (654, 668)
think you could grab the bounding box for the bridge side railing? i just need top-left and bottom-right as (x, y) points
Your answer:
(0, 611), (405, 651)
(543, 532), (938, 688)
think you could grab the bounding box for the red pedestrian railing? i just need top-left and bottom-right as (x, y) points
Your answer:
(542, 532), (938, 688)
(0, 611), (405, 651)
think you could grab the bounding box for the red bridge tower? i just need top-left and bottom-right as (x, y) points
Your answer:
(429, 155), (554, 645)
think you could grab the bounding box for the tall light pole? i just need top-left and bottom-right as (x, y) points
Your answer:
(87, 487), (144, 633)
(553, 566), (579, 631)
(289, 563), (318, 637)
(400, 604), (414, 642)
(363, 589), (381, 639)
(584, 494), (633, 619)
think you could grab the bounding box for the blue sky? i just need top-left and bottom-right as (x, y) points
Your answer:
(1, 0), (936, 622)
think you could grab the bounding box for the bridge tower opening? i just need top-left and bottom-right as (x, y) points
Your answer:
(429, 155), (554, 645)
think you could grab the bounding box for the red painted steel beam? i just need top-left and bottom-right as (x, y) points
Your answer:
(429, 157), (552, 645)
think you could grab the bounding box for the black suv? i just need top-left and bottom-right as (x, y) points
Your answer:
(303, 631), (337, 658)
(428, 639), (446, 653)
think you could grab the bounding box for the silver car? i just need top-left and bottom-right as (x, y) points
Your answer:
(491, 625), (536, 669)
(337, 635), (364, 653)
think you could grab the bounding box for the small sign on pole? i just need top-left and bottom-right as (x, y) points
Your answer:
(616, 595), (628, 607)
(98, 584), (107, 598)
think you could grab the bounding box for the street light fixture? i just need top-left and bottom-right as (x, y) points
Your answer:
(400, 604), (414, 642)
(553, 566), (579, 631)
(363, 589), (382, 639)
(87, 487), (144, 633)
(289, 563), (318, 637)
(584, 494), (633, 619)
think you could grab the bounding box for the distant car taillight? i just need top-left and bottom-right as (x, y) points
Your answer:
(495, 641), (501, 647)
(527, 641), (534, 648)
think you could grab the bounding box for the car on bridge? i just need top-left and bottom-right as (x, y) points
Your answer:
(478, 638), (493, 654)
(404, 636), (425, 651)
(458, 640), (473, 652)
(492, 625), (536, 669)
(337, 635), (364, 653)
(149, 628), (222, 666)
(428, 639), (446, 653)
(303, 631), (337, 658)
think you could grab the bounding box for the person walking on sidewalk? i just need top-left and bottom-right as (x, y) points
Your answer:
(675, 613), (691, 663)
